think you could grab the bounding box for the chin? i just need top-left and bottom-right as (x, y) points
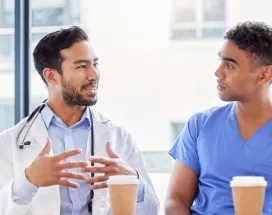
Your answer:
(71, 96), (98, 107)
(89, 99), (98, 106)
(87, 97), (98, 106)
(218, 93), (228, 101)
(218, 94), (235, 102)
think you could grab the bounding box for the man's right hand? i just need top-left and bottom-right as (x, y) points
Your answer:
(25, 137), (88, 188)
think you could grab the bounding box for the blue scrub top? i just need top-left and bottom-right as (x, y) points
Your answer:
(169, 102), (272, 215)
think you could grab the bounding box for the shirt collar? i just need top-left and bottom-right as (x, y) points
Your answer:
(41, 104), (92, 129)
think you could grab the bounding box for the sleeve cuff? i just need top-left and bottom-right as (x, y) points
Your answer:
(137, 175), (145, 203)
(169, 151), (200, 175)
(12, 170), (39, 205)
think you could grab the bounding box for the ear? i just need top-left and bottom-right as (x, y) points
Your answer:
(258, 65), (272, 85)
(43, 68), (59, 85)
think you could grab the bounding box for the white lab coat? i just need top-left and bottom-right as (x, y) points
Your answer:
(0, 109), (159, 215)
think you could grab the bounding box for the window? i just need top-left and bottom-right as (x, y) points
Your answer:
(171, 0), (226, 40)
(0, 0), (14, 28)
(142, 151), (172, 173)
(32, 0), (80, 27)
(0, 0), (81, 57)
(171, 121), (186, 144)
(0, 104), (14, 131)
(0, 0), (14, 57)
(0, 34), (13, 56)
(0, 0), (14, 130)
(1, 0), (81, 28)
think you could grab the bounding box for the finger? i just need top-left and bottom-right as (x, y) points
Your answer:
(84, 175), (109, 184)
(91, 182), (108, 190)
(89, 156), (117, 165)
(57, 179), (80, 188)
(81, 166), (111, 173)
(106, 142), (119, 159)
(58, 171), (87, 180)
(39, 137), (52, 156)
(56, 161), (88, 170)
(52, 149), (82, 162)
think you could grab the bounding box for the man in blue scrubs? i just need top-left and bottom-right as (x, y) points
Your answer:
(165, 21), (272, 215)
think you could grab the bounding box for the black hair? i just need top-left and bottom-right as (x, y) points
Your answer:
(33, 26), (88, 85)
(225, 21), (272, 69)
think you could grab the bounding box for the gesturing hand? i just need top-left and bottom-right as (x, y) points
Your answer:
(25, 137), (88, 188)
(81, 142), (137, 190)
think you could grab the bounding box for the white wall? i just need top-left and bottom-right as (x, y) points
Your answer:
(2, 0), (272, 149)
(87, 0), (226, 151)
(227, 0), (272, 28)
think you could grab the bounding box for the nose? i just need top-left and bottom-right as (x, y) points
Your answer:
(87, 65), (100, 81)
(214, 62), (224, 79)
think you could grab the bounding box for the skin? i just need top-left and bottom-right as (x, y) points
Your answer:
(165, 40), (272, 214)
(26, 41), (136, 189)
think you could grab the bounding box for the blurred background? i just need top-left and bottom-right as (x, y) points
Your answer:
(1, 0), (272, 214)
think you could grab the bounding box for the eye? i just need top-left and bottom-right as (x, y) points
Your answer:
(77, 64), (87, 69)
(93, 62), (99, 68)
(226, 62), (234, 69)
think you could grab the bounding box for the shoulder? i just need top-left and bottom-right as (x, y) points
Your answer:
(0, 117), (28, 162)
(189, 103), (233, 123)
(91, 109), (137, 159)
(0, 117), (27, 141)
(91, 109), (131, 138)
(187, 103), (234, 134)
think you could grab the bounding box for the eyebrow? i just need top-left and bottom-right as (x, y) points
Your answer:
(218, 53), (238, 65)
(73, 57), (99, 64)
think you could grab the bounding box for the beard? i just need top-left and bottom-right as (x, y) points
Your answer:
(61, 78), (98, 107)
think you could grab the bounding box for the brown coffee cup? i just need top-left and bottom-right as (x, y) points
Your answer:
(230, 176), (267, 215)
(107, 175), (139, 215)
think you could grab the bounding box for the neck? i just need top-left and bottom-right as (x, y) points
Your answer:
(47, 96), (86, 127)
(236, 95), (272, 121)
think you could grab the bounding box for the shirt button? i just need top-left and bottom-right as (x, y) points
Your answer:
(67, 130), (72, 135)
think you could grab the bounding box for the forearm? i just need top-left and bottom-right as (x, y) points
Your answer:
(165, 199), (191, 215)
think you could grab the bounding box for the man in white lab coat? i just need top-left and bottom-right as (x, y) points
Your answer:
(0, 26), (159, 215)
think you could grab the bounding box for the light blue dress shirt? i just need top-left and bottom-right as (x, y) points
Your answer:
(12, 105), (145, 214)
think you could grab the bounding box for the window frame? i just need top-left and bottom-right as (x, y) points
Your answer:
(171, 0), (227, 40)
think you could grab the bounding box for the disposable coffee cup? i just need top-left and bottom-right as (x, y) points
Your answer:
(230, 176), (267, 215)
(107, 175), (139, 215)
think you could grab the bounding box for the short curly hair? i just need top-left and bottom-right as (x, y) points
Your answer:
(225, 21), (272, 70)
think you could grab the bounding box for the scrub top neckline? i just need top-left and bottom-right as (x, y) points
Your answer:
(231, 102), (272, 144)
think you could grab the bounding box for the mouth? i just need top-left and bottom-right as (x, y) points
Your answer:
(217, 82), (226, 91)
(85, 87), (97, 94)
(82, 84), (98, 96)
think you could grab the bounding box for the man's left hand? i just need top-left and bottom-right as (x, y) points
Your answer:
(81, 142), (137, 190)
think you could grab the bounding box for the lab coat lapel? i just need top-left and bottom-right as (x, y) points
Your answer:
(85, 109), (109, 158)
(15, 115), (53, 170)
(27, 114), (54, 156)
(86, 109), (111, 215)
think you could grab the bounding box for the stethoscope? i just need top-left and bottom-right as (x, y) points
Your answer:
(17, 100), (95, 214)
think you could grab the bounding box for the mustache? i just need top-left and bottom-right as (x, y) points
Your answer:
(81, 81), (98, 90)
(217, 80), (226, 87)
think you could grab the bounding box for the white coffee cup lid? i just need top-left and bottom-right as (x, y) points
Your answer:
(107, 175), (139, 185)
(230, 176), (267, 187)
